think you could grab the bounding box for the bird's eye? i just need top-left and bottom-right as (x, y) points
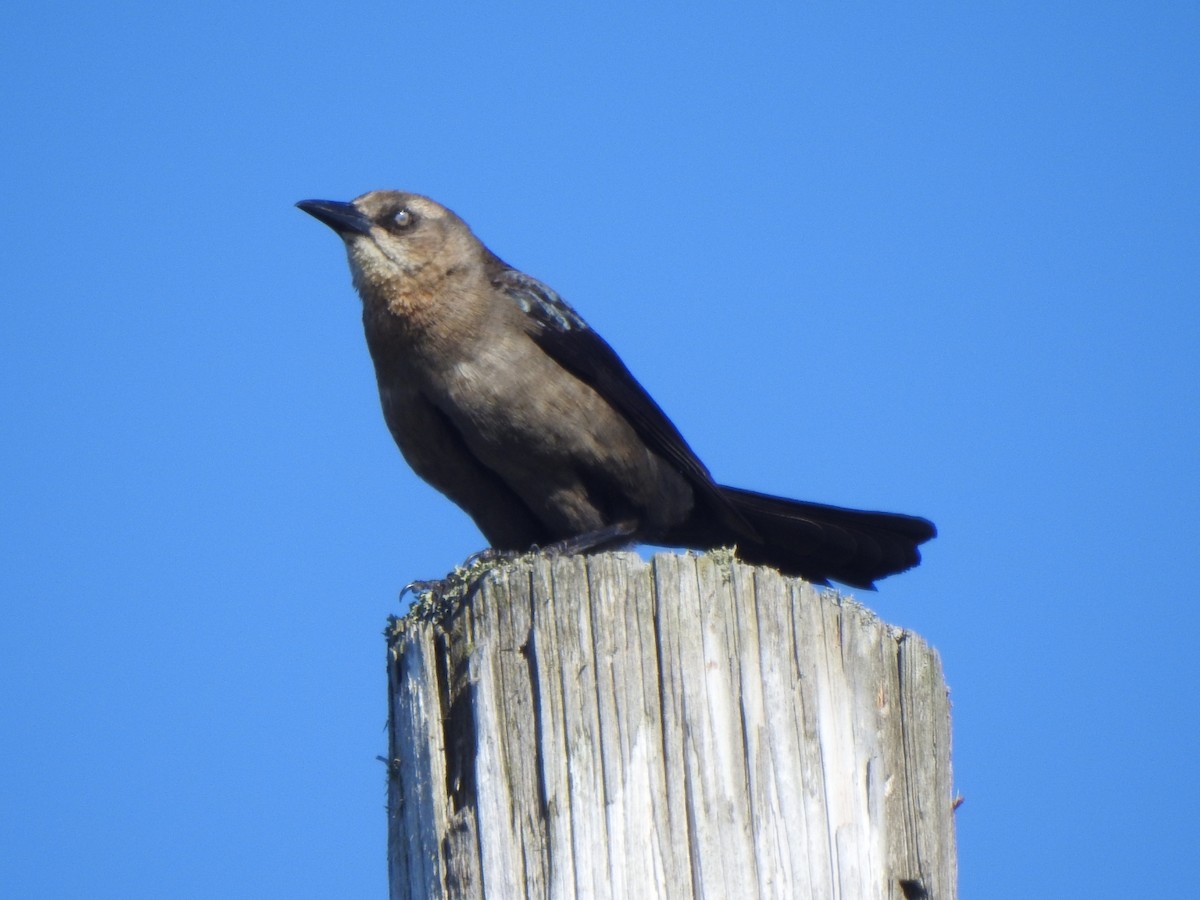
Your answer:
(390, 208), (415, 230)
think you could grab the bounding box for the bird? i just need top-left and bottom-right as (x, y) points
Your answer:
(296, 191), (935, 588)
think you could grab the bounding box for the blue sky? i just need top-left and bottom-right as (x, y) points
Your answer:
(3, 3), (1197, 897)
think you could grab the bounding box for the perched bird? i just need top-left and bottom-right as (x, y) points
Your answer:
(297, 191), (935, 588)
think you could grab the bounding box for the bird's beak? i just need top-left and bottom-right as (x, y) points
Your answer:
(296, 199), (373, 236)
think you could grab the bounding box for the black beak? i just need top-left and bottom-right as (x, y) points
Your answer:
(295, 199), (373, 236)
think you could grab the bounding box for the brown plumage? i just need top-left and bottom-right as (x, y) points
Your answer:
(297, 190), (935, 588)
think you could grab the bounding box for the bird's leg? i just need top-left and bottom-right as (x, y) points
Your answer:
(539, 519), (639, 556)
(461, 520), (638, 570)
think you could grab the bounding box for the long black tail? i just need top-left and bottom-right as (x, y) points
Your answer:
(684, 485), (937, 589)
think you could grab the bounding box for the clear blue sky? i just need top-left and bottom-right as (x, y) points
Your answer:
(3, 3), (1197, 897)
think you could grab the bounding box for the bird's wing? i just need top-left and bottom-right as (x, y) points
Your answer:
(493, 267), (752, 533)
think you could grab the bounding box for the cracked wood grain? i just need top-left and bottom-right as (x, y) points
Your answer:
(386, 551), (955, 900)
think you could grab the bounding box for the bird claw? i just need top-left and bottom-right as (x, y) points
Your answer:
(399, 578), (447, 603)
(397, 550), (517, 622)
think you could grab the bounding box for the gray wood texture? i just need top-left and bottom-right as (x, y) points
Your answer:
(386, 551), (955, 899)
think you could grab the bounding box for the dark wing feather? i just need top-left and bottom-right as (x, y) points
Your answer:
(493, 267), (753, 534)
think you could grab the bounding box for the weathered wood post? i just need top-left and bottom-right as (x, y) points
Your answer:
(386, 551), (955, 899)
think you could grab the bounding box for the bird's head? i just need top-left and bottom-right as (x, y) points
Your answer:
(296, 191), (485, 304)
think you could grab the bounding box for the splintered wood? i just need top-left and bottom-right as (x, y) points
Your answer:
(386, 552), (955, 900)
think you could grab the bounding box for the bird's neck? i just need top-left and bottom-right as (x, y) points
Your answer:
(359, 264), (493, 369)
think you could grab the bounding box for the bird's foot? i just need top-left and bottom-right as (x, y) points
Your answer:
(460, 522), (635, 571)
(397, 527), (639, 622)
(398, 578), (461, 622)
(399, 578), (448, 603)
(397, 550), (521, 622)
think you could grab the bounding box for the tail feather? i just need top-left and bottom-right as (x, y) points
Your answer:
(693, 485), (937, 589)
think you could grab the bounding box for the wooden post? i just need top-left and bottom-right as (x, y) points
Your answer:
(386, 551), (955, 899)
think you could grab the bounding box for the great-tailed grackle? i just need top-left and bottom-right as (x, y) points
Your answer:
(297, 191), (935, 588)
